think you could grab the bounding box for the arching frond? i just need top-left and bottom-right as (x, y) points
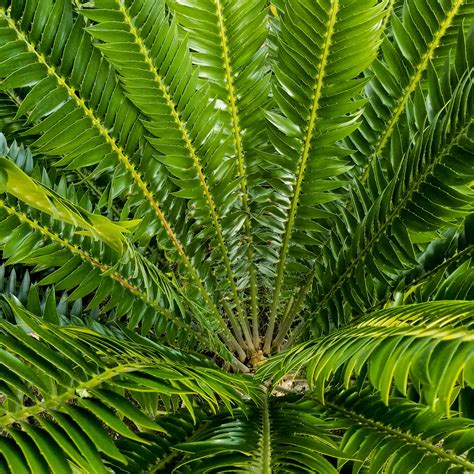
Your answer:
(261, 301), (474, 413)
(167, 0), (271, 347)
(0, 137), (241, 363)
(0, 0), (238, 350)
(80, 0), (254, 350)
(98, 411), (207, 473)
(303, 67), (473, 333)
(0, 1), (472, 470)
(173, 396), (347, 473)
(0, 156), (134, 254)
(346, 0), (472, 172)
(106, 389), (474, 472)
(0, 298), (260, 472)
(322, 389), (474, 473)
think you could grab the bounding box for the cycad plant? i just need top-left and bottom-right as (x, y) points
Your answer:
(0, 0), (473, 471)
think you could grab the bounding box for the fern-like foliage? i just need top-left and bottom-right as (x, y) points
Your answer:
(297, 38), (473, 338)
(0, 0), (472, 471)
(259, 301), (474, 411)
(0, 297), (260, 472)
(322, 389), (474, 473)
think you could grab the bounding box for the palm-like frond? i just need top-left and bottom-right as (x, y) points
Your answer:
(167, 0), (271, 348)
(0, 0), (202, 313)
(410, 257), (474, 301)
(322, 389), (474, 473)
(0, 297), (260, 472)
(301, 66), (473, 336)
(0, 0), (473, 471)
(0, 155), (134, 254)
(173, 395), (347, 473)
(0, 135), (244, 364)
(262, 0), (387, 351)
(81, 0), (253, 349)
(260, 301), (474, 413)
(346, 0), (472, 172)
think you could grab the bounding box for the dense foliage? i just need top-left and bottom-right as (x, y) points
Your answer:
(0, 0), (473, 471)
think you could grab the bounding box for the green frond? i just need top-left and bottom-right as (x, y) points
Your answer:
(0, 263), (120, 331)
(0, 300), (260, 472)
(173, 396), (346, 473)
(167, 0), (271, 347)
(0, 91), (28, 141)
(321, 389), (474, 473)
(0, 1), (472, 470)
(347, 0), (472, 172)
(101, 412), (207, 473)
(370, 217), (474, 310)
(304, 66), (473, 332)
(0, 265), (57, 320)
(0, 186), (240, 361)
(81, 0), (253, 349)
(0, 2), (175, 250)
(401, 255), (474, 304)
(0, 1), (144, 169)
(430, 259), (474, 299)
(2, 88), (123, 221)
(0, 137), (240, 362)
(0, 1), (207, 312)
(262, 0), (388, 351)
(262, 301), (474, 413)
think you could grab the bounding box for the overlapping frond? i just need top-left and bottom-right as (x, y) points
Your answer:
(121, 389), (474, 472)
(346, 0), (473, 172)
(0, 143), (177, 316)
(0, 0), (249, 358)
(429, 259), (474, 299)
(0, 137), (241, 362)
(173, 396), (346, 473)
(322, 389), (474, 473)
(261, 301), (474, 413)
(401, 242), (474, 303)
(0, 1), (472, 471)
(303, 67), (473, 333)
(80, 0), (254, 349)
(0, 3), (164, 248)
(100, 411), (207, 473)
(0, 0), (143, 170)
(262, 0), (388, 351)
(167, 0), (271, 347)
(0, 265), (61, 321)
(0, 2), (195, 302)
(0, 91), (27, 141)
(0, 156), (134, 254)
(369, 217), (474, 310)
(0, 299), (260, 472)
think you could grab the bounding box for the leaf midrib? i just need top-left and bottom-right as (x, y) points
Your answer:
(0, 364), (137, 427)
(314, 120), (472, 323)
(0, 10), (190, 283)
(360, 0), (465, 182)
(117, 1), (252, 350)
(260, 396), (272, 474)
(324, 400), (474, 471)
(214, 0), (260, 348)
(264, 0), (340, 352)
